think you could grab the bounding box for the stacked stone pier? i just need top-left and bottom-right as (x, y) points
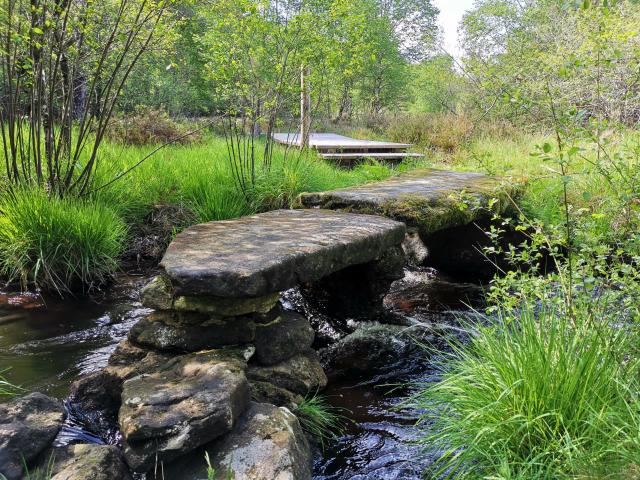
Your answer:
(103, 209), (407, 478)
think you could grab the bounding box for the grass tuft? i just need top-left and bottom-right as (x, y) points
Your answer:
(295, 394), (348, 449)
(0, 189), (126, 293)
(411, 302), (640, 479)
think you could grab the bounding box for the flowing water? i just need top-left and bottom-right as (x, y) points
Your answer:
(0, 267), (484, 479)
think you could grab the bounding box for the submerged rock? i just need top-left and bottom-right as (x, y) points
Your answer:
(248, 350), (327, 396)
(47, 444), (132, 480)
(320, 323), (429, 379)
(253, 311), (314, 365)
(163, 403), (312, 480)
(0, 393), (65, 480)
(128, 311), (256, 352)
(119, 350), (250, 472)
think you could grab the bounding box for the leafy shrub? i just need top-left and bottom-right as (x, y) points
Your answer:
(106, 106), (202, 146)
(0, 189), (126, 293)
(385, 112), (474, 151)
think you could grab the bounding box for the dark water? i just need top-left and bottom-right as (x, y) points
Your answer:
(0, 275), (151, 400)
(313, 268), (483, 480)
(0, 267), (483, 479)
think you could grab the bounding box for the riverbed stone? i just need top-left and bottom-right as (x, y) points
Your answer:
(249, 381), (304, 409)
(298, 168), (514, 237)
(163, 403), (312, 480)
(128, 311), (256, 352)
(119, 350), (250, 472)
(0, 393), (65, 480)
(47, 444), (132, 480)
(254, 311), (314, 365)
(141, 275), (281, 316)
(160, 209), (406, 297)
(247, 350), (327, 395)
(320, 323), (428, 379)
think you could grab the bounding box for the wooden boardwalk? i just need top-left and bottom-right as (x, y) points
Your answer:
(273, 133), (423, 164)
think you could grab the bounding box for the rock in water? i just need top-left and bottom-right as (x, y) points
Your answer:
(118, 350), (250, 472)
(0, 393), (65, 480)
(163, 403), (312, 480)
(248, 350), (327, 395)
(47, 444), (132, 480)
(320, 323), (428, 379)
(253, 311), (314, 365)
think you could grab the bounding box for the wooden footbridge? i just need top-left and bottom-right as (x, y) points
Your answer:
(273, 132), (424, 164)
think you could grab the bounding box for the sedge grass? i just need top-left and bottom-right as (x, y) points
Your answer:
(411, 301), (640, 479)
(0, 189), (126, 293)
(295, 394), (348, 449)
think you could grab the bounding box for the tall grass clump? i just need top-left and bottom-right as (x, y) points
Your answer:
(0, 189), (126, 293)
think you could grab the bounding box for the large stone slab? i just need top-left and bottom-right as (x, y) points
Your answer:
(299, 168), (513, 235)
(119, 350), (250, 472)
(0, 393), (65, 480)
(160, 209), (406, 297)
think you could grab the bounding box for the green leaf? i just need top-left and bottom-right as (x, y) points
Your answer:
(542, 143), (552, 154)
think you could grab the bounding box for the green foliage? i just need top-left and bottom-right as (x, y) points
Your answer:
(295, 394), (348, 449)
(0, 189), (126, 293)
(460, 0), (640, 126)
(0, 370), (19, 396)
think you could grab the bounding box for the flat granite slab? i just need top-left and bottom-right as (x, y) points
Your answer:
(160, 209), (406, 298)
(298, 168), (513, 235)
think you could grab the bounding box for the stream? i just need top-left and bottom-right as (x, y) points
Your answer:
(0, 267), (484, 479)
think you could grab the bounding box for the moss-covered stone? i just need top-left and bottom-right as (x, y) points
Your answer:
(128, 311), (256, 352)
(140, 274), (173, 310)
(173, 292), (280, 316)
(298, 168), (519, 236)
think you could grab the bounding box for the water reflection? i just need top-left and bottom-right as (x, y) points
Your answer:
(0, 275), (151, 400)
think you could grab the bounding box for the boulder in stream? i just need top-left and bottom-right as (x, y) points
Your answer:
(0, 392), (65, 480)
(47, 444), (132, 480)
(118, 350), (250, 472)
(162, 402), (312, 480)
(247, 350), (327, 396)
(320, 323), (429, 379)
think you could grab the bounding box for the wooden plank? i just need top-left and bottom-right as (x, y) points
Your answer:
(273, 133), (413, 150)
(320, 152), (424, 160)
